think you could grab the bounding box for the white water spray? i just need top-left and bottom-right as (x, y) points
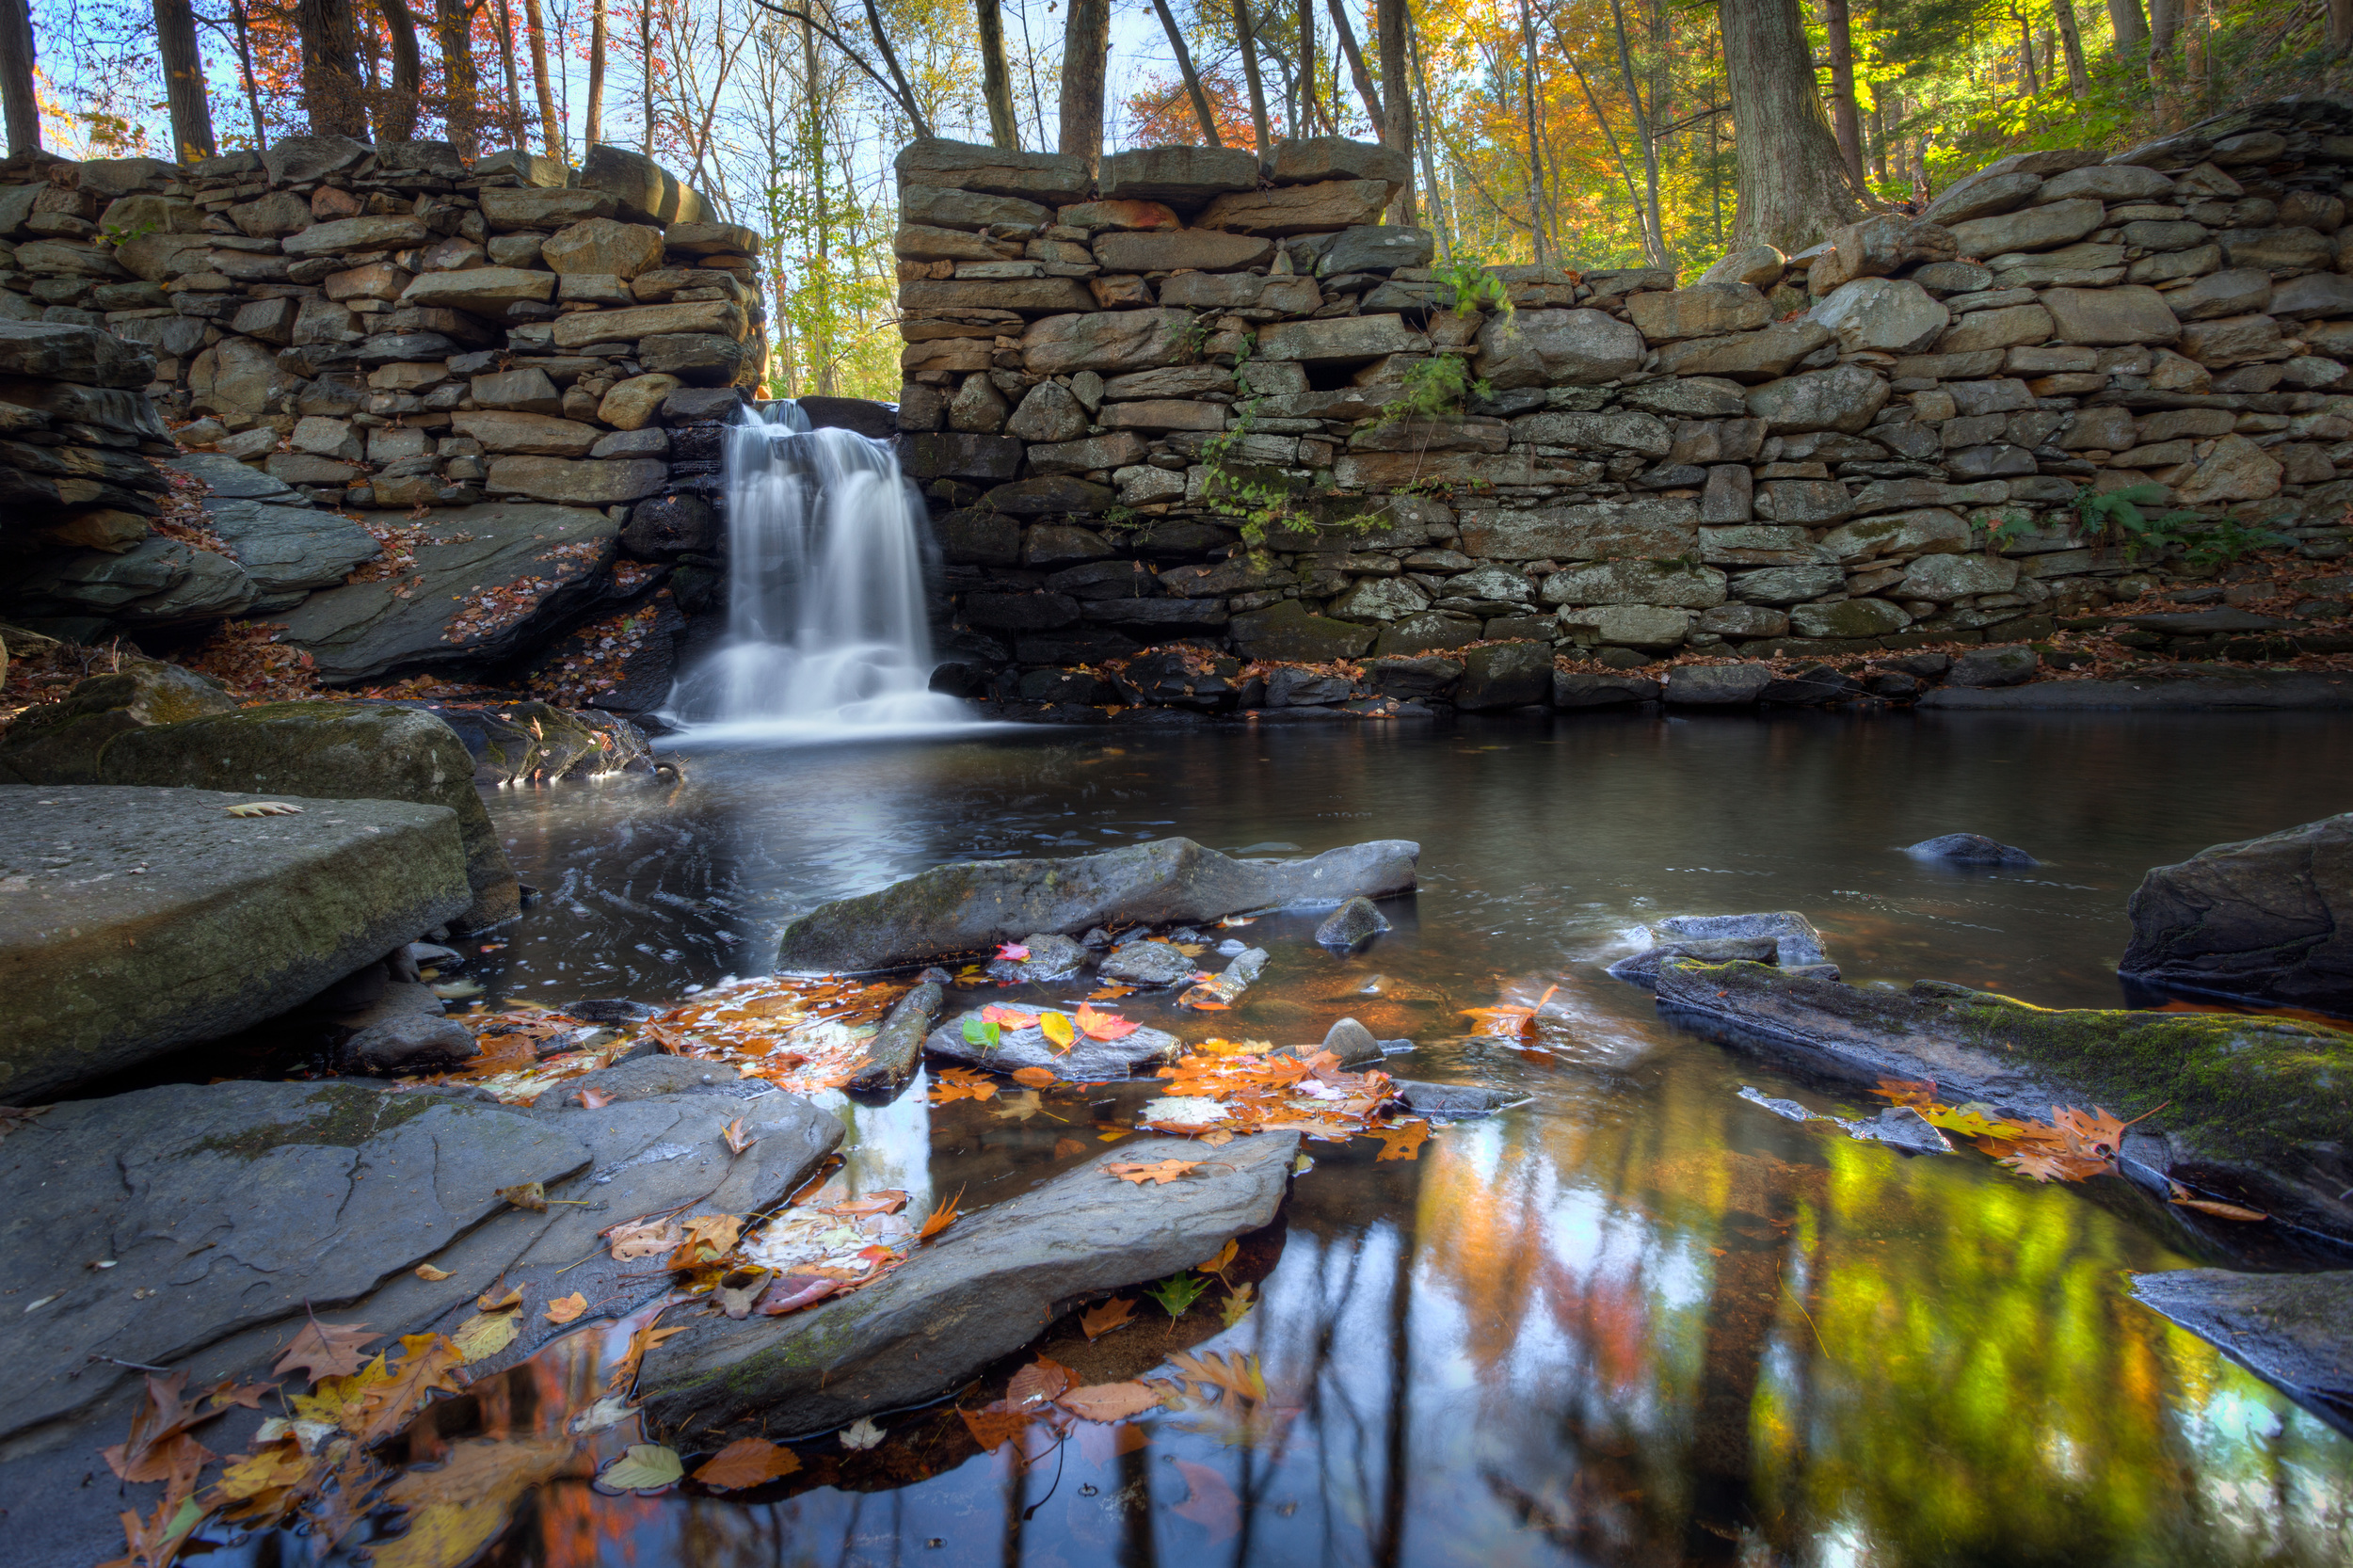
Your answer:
(663, 402), (978, 741)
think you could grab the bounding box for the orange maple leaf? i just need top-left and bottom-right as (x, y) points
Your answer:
(1080, 1297), (1134, 1338)
(919, 1186), (965, 1240)
(1104, 1159), (1200, 1185)
(694, 1435), (802, 1491)
(1076, 1003), (1141, 1041)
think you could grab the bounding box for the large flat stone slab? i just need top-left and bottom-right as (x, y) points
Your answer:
(0, 787), (470, 1100)
(641, 1131), (1300, 1441)
(2130, 1269), (2352, 1433)
(775, 837), (1418, 973)
(272, 501), (621, 684)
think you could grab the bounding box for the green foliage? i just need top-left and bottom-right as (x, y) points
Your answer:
(1173, 312), (1214, 364)
(1144, 1272), (1211, 1320)
(959, 1014), (1000, 1048)
(1430, 258), (1513, 320)
(1375, 355), (1493, 428)
(1982, 509), (2038, 554)
(2073, 484), (2293, 568)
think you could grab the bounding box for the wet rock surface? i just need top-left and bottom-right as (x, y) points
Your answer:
(924, 1010), (1184, 1080)
(2131, 1268), (2353, 1433)
(640, 1132), (1300, 1440)
(845, 982), (945, 1093)
(775, 837), (1418, 972)
(2120, 811), (2353, 1013)
(1908, 832), (2040, 866)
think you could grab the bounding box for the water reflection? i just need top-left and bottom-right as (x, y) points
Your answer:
(455, 712), (2353, 1565)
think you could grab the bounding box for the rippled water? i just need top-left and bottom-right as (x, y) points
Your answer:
(446, 710), (2353, 1567)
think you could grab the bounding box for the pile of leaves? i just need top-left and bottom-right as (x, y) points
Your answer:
(952, 999), (1144, 1057)
(641, 974), (910, 1095)
(1139, 1043), (1430, 1159)
(440, 540), (606, 646)
(179, 621), (330, 704)
(345, 516), (459, 589)
(524, 592), (676, 707)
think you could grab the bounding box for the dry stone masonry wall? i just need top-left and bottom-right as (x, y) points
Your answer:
(898, 98), (2353, 714)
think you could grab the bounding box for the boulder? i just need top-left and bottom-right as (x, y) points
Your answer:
(1657, 910), (1833, 967)
(0, 318), (156, 389)
(273, 501), (622, 683)
(0, 664), (234, 785)
(925, 1008), (1182, 1080)
(2040, 284), (2183, 344)
(1628, 282), (1771, 341)
(1745, 363), (1890, 434)
(1607, 935), (1780, 988)
(1908, 832), (2038, 866)
(280, 214), (431, 257)
(1650, 318), (1833, 382)
(1021, 308), (1195, 376)
(1271, 136), (1410, 187)
(896, 137), (1092, 203)
(1809, 278), (1948, 354)
(1229, 599), (1377, 661)
(1098, 145), (1259, 204)
(2120, 813), (2353, 1012)
(1663, 662), (1773, 704)
(204, 499), (384, 592)
(261, 134), (371, 183)
(1653, 959), (2353, 1241)
(2129, 1270), (2353, 1427)
(333, 1013), (480, 1075)
(776, 837), (1418, 972)
(0, 789), (472, 1101)
(93, 701), (523, 931)
(1197, 180), (1392, 234)
(640, 1133), (1300, 1440)
(579, 144), (712, 226)
(1945, 198), (2106, 257)
(1316, 895), (1391, 948)
(14, 536), (258, 628)
(1453, 641), (1553, 711)
(397, 266), (556, 314)
(1474, 308), (1645, 388)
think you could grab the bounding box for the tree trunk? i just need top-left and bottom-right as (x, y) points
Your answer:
(2332, 0), (2353, 53)
(1150, 0), (1221, 146)
(1866, 94), (1886, 184)
(1232, 0), (1274, 155)
(1299, 0), (1321, 134)
(520, 0), (561, 158)
(0, 0), (33, 155)
(639, 0), (653, 153)
(1819, 0), (1864, 185)
(2147, 0), (2181, 116)
(2052, 0), (2090, 92)
(493, 0), (526, 148)
(1057, 0), (1109, 176)
(226, 0), (268, 148)
(1721, 0), (1864, 252)
(803, 14), (834, 396)
(974, 0), (1020, 149)
(1409, 19), (1449, 258)
(2009, 7), (2038, 95)
(2107, 0), (2150, 54)
(296, 0), (371, 136)
(861, 0), (934, 138)
(377, 0), (424, 141)
(1375, 0), (1415, 223)
(1604, 0), (1666, 268)
(1327, 0), (1382, 130)
(584, 0), (606, 146)
(436, 0), (482, 152)
(154, 0), (217, 160)
(1517, 0), (1545, 264)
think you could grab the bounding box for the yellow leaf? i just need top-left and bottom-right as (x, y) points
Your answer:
(1196, 1239), (1238, 1275)
(475, 1286), (521, 1312)
(451, 1310), (520, 1364)
(543, 1293), (587, 1324)
(1040, 1012), (1076, 1052)
(413, 1264), (452, 1282)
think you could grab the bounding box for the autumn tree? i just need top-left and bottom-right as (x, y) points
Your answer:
(155, 0), (217, 158)
(296, 0), (371, 136)
(0, 0), (38, 154)
(1721, 0), (1865, 251)
(1058, 0), (1107, 172)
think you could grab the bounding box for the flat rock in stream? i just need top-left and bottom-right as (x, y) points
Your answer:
(2131, 1269), (2353, 1433)
(774, 836), (1418, 973)
(1099, 938), (1207, 986)
(1654, 958), (2353, 1242)
(2119, 811), (2353, 1014)
(640, 1132), (1301, 1441)
(926, 1011), (1183, 1080)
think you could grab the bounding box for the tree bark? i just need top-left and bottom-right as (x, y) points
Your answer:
(2009, 7), (2038, 94)
(1819, 0), (1864, 184)
(585, 0), (606, 146)
(377, 0), (424, 142)
(0, 0), (33, 155)
(1327, 0), (1382, 129)
(226, 0), (268, 148)
(2051, 0), (2090, 91)
(2332, 0), (2353, 53)
(1149, 0), (1220, 145)
(520, 0), (561, 157)
(1232, 0), (1274, 155)
(1408, 19), (1449, 257)
(154, 0), (217, 160)
(296, 0), (371, 136)
(1721, 0), (1864, 252)
(1517, 0), (1545, 264)
(1057, 0), (1109, 175)
(974, 0), (1020, 149)
(1299, 0), (1321, 134)
(2106, 0), (2150, 54)
(493, 0), (526, 148)
(1375, 0), (1415, 223)
(2147, 0), (2181, 116)
(435, 0), (482, 152)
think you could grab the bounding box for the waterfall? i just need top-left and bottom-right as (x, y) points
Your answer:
(663, 401), (976, 741)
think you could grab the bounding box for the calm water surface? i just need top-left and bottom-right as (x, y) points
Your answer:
(449, 711), (2353, 1568)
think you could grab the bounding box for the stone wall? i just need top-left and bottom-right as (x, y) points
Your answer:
(0, 136), (779, 706)
(897, 100), (2353, 713)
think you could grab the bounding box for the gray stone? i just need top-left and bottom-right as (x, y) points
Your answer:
(398, 266), (556, 314)
(1621, 376), (1752, 417)
(2266, 271), (2353, 323)
(2120, 812), (2353, 1011)
(901, 184), (1054, 232)
(1271, 136), (1410, 187)
(2040, 284), (2183, 344)
(1257, 312), (1429, 361)
(1022, 308), (1195, 375)
(1908, 833), (2039, 867)
(1628, 282), (1771, 341)
(281, 214), (431, 258)
(0, 318), (155, 390)
(1197, 180), (1392, 234)
(1901, 554), (2019, 600)
(335, 1013), (479, 1075)
(1745, 363), (1890, 434)
(1231, 600), (1379, 661)
(1099, 145), (1259, 204)
(1945, 198), (2105, 257)
(1322, 225), (1434, 275)
(987, 932), (1091, 983)
(1657, 909), (1833, 968)
(1507, 409), (1672, 455)
(1099, 939), (1207, 986)
(2035, 164), (2176, 204)
(1475, 308), (1644, 388)
(1651, 318), (1833, 382)
(1732, 563), (1844, 604)
(897, 137), (1091, 203)
(0, 789), (472, 1101)
(776, 837), (1418, 973)
(1608, 936), (1779, 988)
(1454, 641), (1555, 711)
(2130, 1270), (2353, 1425)
(1946, 643), (2039, 685)
(487, 455), (667, 504)
(1004, 381), (1089, 443)
(1542, 557), (1725, 607)
(641, 1133), (1299, 1440)
(579, 144), (712, 226)
(1552, 671), (1659, 707)
(1457, 500), (1697, 560)
(1316, 896), (1391, 948)
(1922, 170), (2045, 225)
(925, 1008), (1183, 1080)
(1789, 598), (1913, 638)
(204, 499), (382, 591)
(1662, 662), (1773, 704)
(1556, 603), (1691, 648)
(1809, 277), (1948, 353)
(0, 664), (236, 786)
(16, 537), (258, 627)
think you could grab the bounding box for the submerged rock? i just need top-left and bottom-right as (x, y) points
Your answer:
(1315, 894), (1391, 948)
(773, 836), (1418, 973)
(1392, 1080), (1530, 1117)
(1183, 945), (1268, 1007)
(1098, 938), (1202, 986)
(1609, 911), (1836, 987)
(1320, 1016), (1385, 1067)
(844, 981), (944, 1094)
(333, 1013), (479, 1075)
(640, 1132), (1300, 1441)
(2120, 812), (2353, 1013)
(1655, 958), (2353, 1240)
(1608, 935), (1778, 987)
(2131, 1268), (2353, 1434)
(985, 932), (1089, 983)
(924, 1010), (1182, 1080)
(1908, 832), (2039, 867)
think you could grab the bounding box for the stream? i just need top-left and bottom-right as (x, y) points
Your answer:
(434, 709), (2353, 1566)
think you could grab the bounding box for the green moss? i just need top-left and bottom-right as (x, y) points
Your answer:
(190, 1085), (440, 1160)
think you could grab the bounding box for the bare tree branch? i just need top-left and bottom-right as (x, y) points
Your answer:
(745, 0), (932, 136)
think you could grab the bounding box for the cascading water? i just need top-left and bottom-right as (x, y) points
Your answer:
(662, 402), (978, 740)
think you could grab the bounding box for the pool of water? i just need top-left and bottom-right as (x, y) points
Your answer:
(441, 711), (2353, 1567)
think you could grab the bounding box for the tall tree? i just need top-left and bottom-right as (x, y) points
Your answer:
(2106, 0), (2150, 55)
(1150, 0), (1222, 145)
(520, 0), (561, 157)
(2050, 0), (2090, 92)
(585, 0), (607, 146)
(0, 0), (35, 155)
(1298, 0), (1320, 134)
(1232, 0), (1274, 154)
(973, 0), (1019, 149)
(154, 0), (217, 160)
(435, 0), (483, 152)
(1517, 0), (1546, 263)
(1374, 0), (1415, 222)
(296, 0), (372, 136)
(1819, 0), (1863, 184)
(1058, 0), (1109, 175)
(1327, 0), (1381, 130)
(492, 0), (526, 148)
(1721, 0), (1864, 251)
(376, 0), (425, 142)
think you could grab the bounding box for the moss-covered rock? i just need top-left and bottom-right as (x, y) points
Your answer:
(0, 663), (236, 784)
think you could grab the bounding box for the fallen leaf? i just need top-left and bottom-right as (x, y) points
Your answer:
(930, 1065), (999, 1104)
(1197, 1239), (1238, 1276)
(694, 1436), (802, 1491)
(496, 1181), (548, 1212)
(350, 1334), (468, 1443)
(1219, 1283), (1256, 1329)
(577, 1087), (614, 1109)
(205, 1381), (273, 1411)
(606, 1216), (686, 1261)
(989, 1088), (1045, 1122)
(982, 1004), (1038, 1029)
(1007, 1357), (1073, 1408)
(1104, 1159), (1200, 1185)
(413, 1264), (453, 1282)
(451, 1309), (520, 1364)
(1369, 1121), (1431, 1161)
(1053, 1136), (1088, 1158)
(224, 801), (303, 817)
(543, 1293), (587, 1324)
(1145, 1272), (1210, 1320)
(1075, 1003), (1140, 1041)
(1167, 1349), (1269, 1402)
(959, 1013), (1002, 1049)
(840, 1416), (884, 1450)
(1080, 1297), (1134, 1338)
(757, 1274), (840, 1315)
(476, 1286), (521, 1311)
(722, 1117), (756, 1155)
(958, 1404), (1032, 1451)
(995, 943), (1032, 961)
(599, 1443), (684, 1493)
(1873, 1078), (1939, 1110)
(274, 1319), (380, 1383)
(2170, 1190), (2269, 1222)
(1057, 1382), (1163, 1423)
(669, 1213), (744, 1269)
(825, 1191), (909, 1217)
(1040, 1011), (1077, 1052)
(918, 1187), (964, 1241)
(101, 1373), (215, 1488)
(1012, 1066), (1059, 1088)
(1087, 984), (1136, 1000)
(1170, 1458), (1241, 1542)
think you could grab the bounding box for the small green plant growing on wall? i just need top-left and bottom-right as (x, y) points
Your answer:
(1431, 258), (1513, 320)
(1375, 355), (1493, 428)
(2073, 483), (2289, 568)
